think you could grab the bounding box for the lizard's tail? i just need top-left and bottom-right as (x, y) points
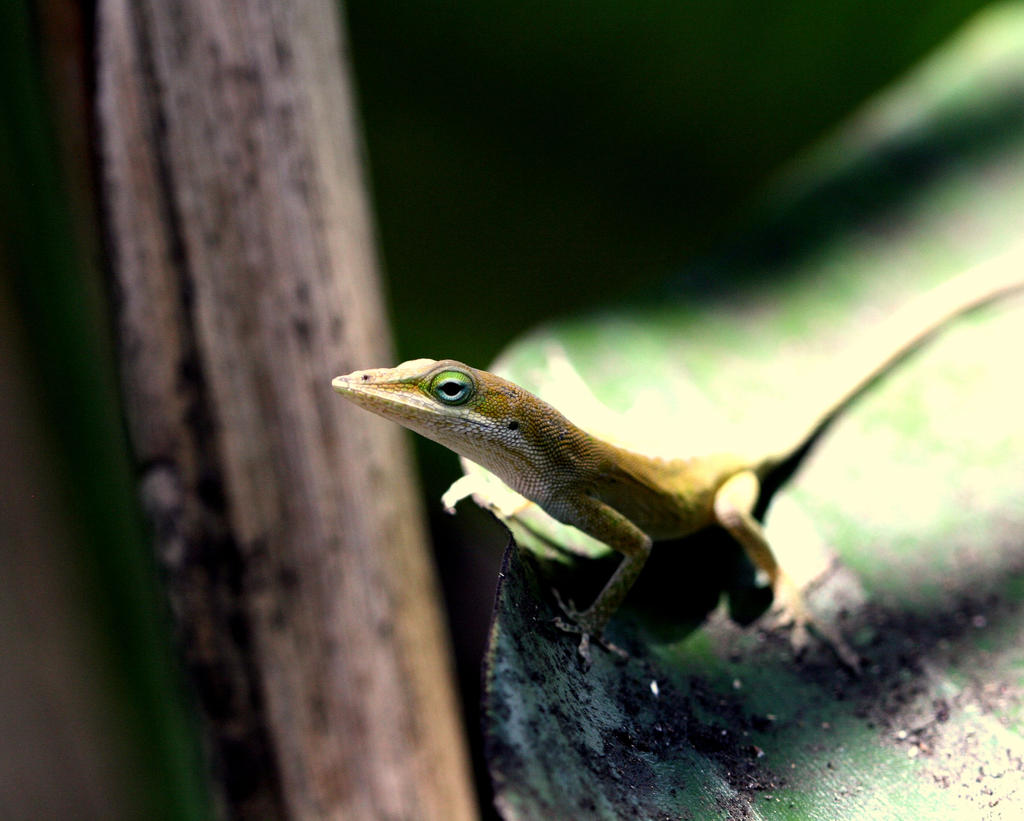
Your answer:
(757, 241), (1024, 509)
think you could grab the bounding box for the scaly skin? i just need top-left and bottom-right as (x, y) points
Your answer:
(332, 251), (1024, 669)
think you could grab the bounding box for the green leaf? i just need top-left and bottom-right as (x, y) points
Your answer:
(479, 5), (1024, 818)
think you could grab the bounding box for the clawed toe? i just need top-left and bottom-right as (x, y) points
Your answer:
(551, 587), (580, 622)
(551, 588), (628, 665)
(767, 588), (861, 673)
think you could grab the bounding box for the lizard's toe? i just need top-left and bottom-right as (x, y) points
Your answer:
(551, 589), (628, 664)
(766, 581), (861, 673)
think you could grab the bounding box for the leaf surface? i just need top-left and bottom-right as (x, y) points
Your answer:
(479, 6), (1024, 818)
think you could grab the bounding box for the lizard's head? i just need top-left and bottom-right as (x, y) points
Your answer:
(332, 358), (564, 479)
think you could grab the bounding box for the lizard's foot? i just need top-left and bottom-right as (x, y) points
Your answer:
(551, 588), (628, 666)
(765, 580), (812, 651)
(768, 579), (861, 673)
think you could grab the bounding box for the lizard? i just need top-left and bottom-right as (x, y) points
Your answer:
(331, 248), (1024, 669)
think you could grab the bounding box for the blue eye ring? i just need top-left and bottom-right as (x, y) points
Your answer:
(430, 369), (475, 405)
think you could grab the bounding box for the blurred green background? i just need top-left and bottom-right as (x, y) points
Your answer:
(346, 0), (993, 360)
(0, 1), (999, 817)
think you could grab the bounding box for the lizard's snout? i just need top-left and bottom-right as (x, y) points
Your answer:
(332, 370), (376, 393)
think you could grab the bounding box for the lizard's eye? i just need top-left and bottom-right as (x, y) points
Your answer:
(429, 370), (475, 405)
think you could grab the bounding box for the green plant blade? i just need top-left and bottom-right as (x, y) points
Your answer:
(480, 5), (1024, 818)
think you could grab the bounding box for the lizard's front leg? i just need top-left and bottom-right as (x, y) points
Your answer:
(550, 494), (652, 666)
(714, 470), (861, 671)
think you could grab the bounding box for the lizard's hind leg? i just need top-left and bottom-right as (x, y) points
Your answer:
(714, 471), (861, 671)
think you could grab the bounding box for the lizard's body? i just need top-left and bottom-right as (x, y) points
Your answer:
(587, 449), (747, 541)
(332, 250), (1024, 667)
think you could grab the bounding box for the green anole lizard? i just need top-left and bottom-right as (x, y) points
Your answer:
(332, 249), (1024, 669)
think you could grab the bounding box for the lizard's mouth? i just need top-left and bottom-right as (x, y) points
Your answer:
(333, 371), (494, 463)
(331, 373), (363, 394)
(332, 372), (438, 418)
